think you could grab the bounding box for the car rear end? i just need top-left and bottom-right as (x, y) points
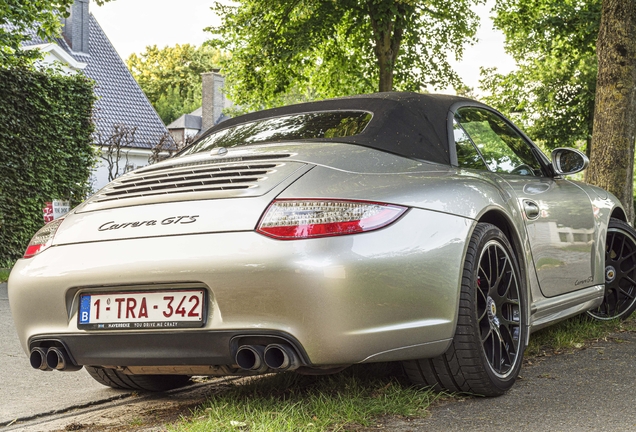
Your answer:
(9, 100), (474, 380)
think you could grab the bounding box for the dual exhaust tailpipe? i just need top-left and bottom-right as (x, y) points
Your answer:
(29, 346), (82, 372)
(235, 343), (299, 372)
(32, 343), (298, 373)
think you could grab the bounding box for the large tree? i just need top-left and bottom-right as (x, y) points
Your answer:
(484, 0), (636, 221)
(480, 0), (600, 153)
(208, 0), (483, 110)
(127, 44), (227, 124)
(0, 0), (74, 67)
(586, 0), (636, 222)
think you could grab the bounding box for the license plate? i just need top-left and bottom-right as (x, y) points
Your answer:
(78, 289), (206, 330)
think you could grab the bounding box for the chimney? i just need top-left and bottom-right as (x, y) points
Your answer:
(62, 0), (90, 54)
(201, 72), (226, 133)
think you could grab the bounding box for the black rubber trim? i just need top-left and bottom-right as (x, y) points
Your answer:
(29, 330), (311, 367)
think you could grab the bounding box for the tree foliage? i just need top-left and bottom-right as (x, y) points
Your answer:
(484, 0), (636, 219)
(208, 0), (483, 111)
(480, 0), (600, 152)
(127, 44), (226, 124)
(0, 0), (74, 67)
(0, 68), (95, 265)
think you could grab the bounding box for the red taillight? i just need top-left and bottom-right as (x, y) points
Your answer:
(23, 218), (65, 258)
(256, 200), (407, 240)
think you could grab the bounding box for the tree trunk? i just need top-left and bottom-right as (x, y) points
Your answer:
(367, 1), (407, 93)
(586, 0), (636, 223)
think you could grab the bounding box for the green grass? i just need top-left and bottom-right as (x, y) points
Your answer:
(171, 313), (636, 431)
(0, 268), (9, 283)
(526, 314), (636, 357)
(172, 364), (440, 432)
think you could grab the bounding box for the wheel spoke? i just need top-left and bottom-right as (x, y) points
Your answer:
(499, 268), (513, 299)
(481, 326), (492, 343)
(479, 264), (491, 287)
(493, 325), (505, 373)
(490, 334), (497, 369)
(487, 248), (494, 286)
(494, 247), (503, 286)
(478, 307), (488, 322)
(620, 235), (627, 258)
(618, 248), (636, 264)
(620, 263), (636, 274)
(608, 232), (616, 258)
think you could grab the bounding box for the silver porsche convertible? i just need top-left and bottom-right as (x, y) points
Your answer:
(9, 92), (636, 397)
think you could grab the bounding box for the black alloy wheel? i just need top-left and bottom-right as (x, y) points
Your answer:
(476, 238), (522, 378)
(403, 223), (525, 397)
(588, 218), (636, 320)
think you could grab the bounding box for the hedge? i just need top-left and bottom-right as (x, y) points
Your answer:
(0, 67), (95, 266)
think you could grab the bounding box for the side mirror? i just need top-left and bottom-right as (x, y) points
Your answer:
(551, 148), (589, 176)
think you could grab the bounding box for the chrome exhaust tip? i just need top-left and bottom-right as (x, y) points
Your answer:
(263, 344), (299, 371)
(235, 345), (268, 373)
(45, 347), (83, 372)
(29, 347), (51, 371)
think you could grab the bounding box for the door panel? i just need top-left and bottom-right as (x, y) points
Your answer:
(453, 107), (596, 298)
(496, 175), (596, 297)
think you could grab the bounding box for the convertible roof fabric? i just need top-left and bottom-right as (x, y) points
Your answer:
(197, 92), (477, 165)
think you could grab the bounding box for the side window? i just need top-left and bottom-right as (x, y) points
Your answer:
(453, 120), (488, 170)
(455, 107), (543, 177)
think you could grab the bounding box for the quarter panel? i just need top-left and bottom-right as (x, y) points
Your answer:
(278, 165), (515, 220)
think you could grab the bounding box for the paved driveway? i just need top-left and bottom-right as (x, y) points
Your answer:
(0, 283), (129, 426)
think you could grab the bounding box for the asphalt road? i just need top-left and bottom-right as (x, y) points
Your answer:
(411, 331), (636, 431)
(0, 282), (129, 426)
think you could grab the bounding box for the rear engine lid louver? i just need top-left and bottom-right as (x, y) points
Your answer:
(102, 162), (276, 200)
(77, 154), (306, 213)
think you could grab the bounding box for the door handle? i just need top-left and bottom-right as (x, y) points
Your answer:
(523, 200), (540, 220)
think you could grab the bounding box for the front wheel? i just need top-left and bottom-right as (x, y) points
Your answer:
(86, 366), (191, 392)
(403, 223), (526, 396)
(587, 218), (636, 320)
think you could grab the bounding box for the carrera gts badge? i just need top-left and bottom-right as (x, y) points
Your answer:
(98, 215), (199, 231)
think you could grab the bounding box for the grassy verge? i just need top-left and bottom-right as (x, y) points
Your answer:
(172, 364), (441, 432)
(174, 314), (636, 431)
(526, 314), (636, 357)
(0, 268), (9, 283)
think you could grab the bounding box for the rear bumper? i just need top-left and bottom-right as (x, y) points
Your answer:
(9, 208), (472, 367)
(29, 331), (306, 366)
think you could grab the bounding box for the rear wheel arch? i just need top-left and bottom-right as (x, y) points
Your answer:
(476, 209), (531, 343)
(477, 210), (527, 288)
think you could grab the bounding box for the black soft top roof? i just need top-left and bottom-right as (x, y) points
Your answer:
(198, 92), (478, 165)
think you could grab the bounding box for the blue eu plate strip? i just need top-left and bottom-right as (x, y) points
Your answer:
(79, 295), (91, 324)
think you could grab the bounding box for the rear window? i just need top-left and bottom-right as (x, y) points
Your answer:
(180, 110), (373, 156)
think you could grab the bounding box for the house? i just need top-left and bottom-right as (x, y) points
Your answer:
(166, 72), (232, 144)
(22, 0), (170, 192)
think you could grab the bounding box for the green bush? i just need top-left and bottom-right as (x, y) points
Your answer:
(0, 67), (95, 266)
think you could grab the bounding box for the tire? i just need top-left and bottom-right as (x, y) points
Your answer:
(403, 223), (526, 397)
(85, 366), (191, 392)
(587, 218), (636, 320)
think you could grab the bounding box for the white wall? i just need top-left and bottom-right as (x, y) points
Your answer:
(90, 148), (153, 193)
